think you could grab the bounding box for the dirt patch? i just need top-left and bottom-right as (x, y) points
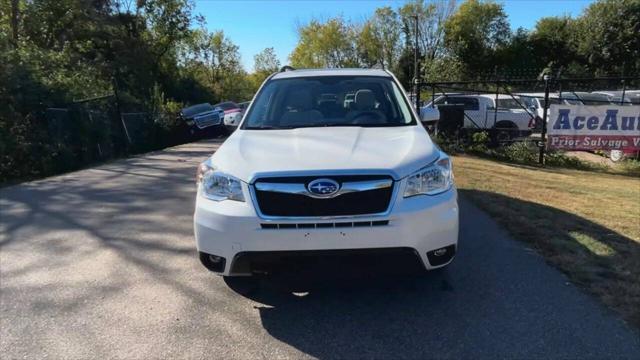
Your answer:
(564, 151), (615, 167)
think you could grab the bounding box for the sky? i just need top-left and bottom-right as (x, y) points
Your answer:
(194, 0), (594, 71)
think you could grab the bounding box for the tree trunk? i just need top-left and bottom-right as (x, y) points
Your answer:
(10, 0), (19, 46)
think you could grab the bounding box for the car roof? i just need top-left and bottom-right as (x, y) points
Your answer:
(574, 92), (609, 99)
(271, 68), (391, 80)
(441, 94), (521, 99)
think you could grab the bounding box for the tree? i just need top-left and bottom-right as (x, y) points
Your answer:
(184, 29), (246, 100)
(529, 17), (578, 70)
(248, 47), (281, 93)
(494, 27), (539, 76)
(357, 7), (401, 69)
(289, 17), (359, 68)
(254, 47), (280, 74)
(141, 0), (194, 72)
(9, 0), (20, 45)
(573, 0), (640, 75)
(443, 0), (510, 75)
(399, 0), (455, 61)
(396, 0), (455, 84)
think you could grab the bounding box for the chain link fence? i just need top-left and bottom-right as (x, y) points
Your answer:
(0, 95), (192, 183)
(418, 74), (640, 164)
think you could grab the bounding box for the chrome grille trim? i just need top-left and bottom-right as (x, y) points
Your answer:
(249, 176), (398, 221)
(254, 179), (392, 199)
(194, 111), (222, 129)
(260, 220), (390, 229)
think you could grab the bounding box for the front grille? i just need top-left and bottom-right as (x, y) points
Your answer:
(193, 112), (221, 129)
(253, 175), (394, 217)
(260, 220), (389, 229)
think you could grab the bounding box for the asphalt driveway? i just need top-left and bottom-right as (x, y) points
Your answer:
(1, 139), (639, 359)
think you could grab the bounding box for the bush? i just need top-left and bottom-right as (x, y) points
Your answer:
(618, 159), (640, 177)
(493, 141), (539, 164)
(0, 98), (189, 185)
(467, 131), (490, 154)
(544, 151), (605, 171)
(432, 133), (459, 154)
(431, 131), (636, 175)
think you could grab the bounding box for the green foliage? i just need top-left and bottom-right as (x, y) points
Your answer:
(467, 131), (490, 153)
(431, 130), (631, 174)
(254, 47), (281, 74)
(398, 0), (455, 60)
(529, 17), (578, 70)
(0, 0), (255, 183)
(357, 7), (402, 70)
(3, 0), (639, 183)
(573, 0), (640, 75)
(289, 17), (360, 68)
(618, 159), (640, 177)
(183, 28), (251, 101)
(286, 0), (636, 82)
(544, 151), (604, 171)
(250, 47), (280, 91)
(494, 142), (539, 164)
(422, 55), (465, 82)
(443, 0), (510, 75)
(432, 133), (458, 154)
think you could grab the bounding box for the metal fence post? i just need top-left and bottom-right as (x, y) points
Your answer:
(538, 74), (551, 164)
(431, 85), (435, 108)
(493, 79), (499, 127)
(112, 76), (131, 146)
(413, 14), (420, 111)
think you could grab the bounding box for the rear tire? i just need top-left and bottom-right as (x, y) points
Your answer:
(496, 130), (511, 144)
(493, 121), (518, 146)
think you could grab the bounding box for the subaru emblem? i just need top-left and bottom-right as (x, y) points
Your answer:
(307, 178), (340, 198)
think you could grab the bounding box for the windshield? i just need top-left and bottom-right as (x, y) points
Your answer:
(520, 96), (538, 109)
(577, 94), (611, 105)
(214, 102), (239, 111)
(242, 76), (416, 129)
(496, 98), (523, 110)
(182, 103), (213, 117)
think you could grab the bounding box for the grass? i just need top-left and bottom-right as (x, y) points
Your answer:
(452, 155), (640, 328)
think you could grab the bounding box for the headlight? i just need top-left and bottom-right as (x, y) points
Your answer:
(403, 155), (453, 197)
(196, 162), (245, 202)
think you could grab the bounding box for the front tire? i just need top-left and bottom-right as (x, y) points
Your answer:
(609, 150), (624, 162)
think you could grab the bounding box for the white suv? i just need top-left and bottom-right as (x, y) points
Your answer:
(194, 68), (459, 277)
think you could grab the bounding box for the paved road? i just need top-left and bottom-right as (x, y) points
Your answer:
(1, 140), (639, 359)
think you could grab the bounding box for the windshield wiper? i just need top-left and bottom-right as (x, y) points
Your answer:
(245, 123), (408, 130)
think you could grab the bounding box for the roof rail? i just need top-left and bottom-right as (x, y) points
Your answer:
(279, 65), (295, 72)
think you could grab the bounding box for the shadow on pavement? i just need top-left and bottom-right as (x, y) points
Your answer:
(459, 188), (640, 328)
(2, 141), (639, 358)
(224, 196), (640, 359)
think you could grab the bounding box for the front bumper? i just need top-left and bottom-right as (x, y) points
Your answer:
(194, 183), (459, 276)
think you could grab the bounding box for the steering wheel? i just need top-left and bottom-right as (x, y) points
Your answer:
(350, 111), (386, 124)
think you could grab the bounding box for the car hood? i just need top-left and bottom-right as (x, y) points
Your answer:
(209, 125), (440, 183)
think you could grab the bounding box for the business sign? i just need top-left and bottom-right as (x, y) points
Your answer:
(548, 105), (640, 150)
